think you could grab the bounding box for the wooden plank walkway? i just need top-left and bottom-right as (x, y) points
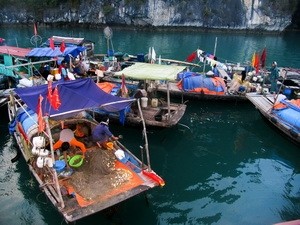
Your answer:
(246, 93), (287, 114)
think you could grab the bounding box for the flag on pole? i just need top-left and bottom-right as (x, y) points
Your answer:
(255, 52), (260, 73)
(260, 48), (267, 68)
(47, 81), (53, 102)
(49, 38), (55, 50)
(252, 52), (260, 73)
(37, 94), (45, 133)
(34, 22), (38, 36)
(121, 73), (128, 97)
(186, 51), (197, 62)
(60, 41), (66, 52)
(251, 52), (256, 68)
(50, 86), (61, 110)
(151, 47), (156, 64)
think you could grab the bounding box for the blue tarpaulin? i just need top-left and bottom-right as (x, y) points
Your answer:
(26, 46), (86, 59)
(14, 78), (135, 118)
(273, 101), (300, 131)
(181, 74), (225, 92)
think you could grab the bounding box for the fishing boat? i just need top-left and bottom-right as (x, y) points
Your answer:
(246, 92), (300, 145)
(99, 62), (188, 128)
(156, 48), (261, 102)
(0, 45), (33, 89)
(7, 78), (164, 223)
(94, 80), (187, 128)
(0, 45), (51, 104)
(0, 44), (87, 105)
(156, 71), (253, 102)
(41, 35), (95, 57)
(277, 67), (300, 99)
(274, 219), (300, 225)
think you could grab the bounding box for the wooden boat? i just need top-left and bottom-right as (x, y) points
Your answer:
(274, 219), (300, 225)
(96, 62), (188, 128)
(41, 35), (95, 57)
(93, 81), (187, 128)
(246, 92), (300, 145)
(7, 78), (164, 223)
(0, 43), (89, 106)
(156, 77), (249, 102)
(0, 45), (33, 89)
(155, 48), (260, 102)
(278, 67), (300, 99)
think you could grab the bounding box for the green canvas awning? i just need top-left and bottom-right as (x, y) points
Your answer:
(115, 62), (187, 81)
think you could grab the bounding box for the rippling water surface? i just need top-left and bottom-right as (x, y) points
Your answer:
(0, 27), (300, 225)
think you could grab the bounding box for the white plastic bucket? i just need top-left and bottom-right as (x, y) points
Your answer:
(141, 97), (148, 108)
(151, 98), (158, 107)
(55, 74), (61, 80)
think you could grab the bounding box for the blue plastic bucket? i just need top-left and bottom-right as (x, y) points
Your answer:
(54, 160), (66, 173)
(283, 88), (292, 96)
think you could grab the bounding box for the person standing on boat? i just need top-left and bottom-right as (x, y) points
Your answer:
(212, 64), (220, 77)
(58, 60), (69, 80)
(269, 61), (279, 94)
(92, 117), (119, 149)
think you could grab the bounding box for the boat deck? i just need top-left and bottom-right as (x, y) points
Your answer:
(54, 144), (156, 222)
(246, 92), (300, 145)
(274, 219), (300, 225)
(246, 93), (286, 114)
(157, 82), (247, 101)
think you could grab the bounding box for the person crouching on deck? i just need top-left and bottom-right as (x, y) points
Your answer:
(53, 128), (86, 157)
(92, 117), (119, 149)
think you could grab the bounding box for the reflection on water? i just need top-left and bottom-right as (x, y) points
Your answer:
(0, 28), (300, 224)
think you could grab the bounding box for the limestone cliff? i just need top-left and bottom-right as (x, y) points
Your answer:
(0, 0), (298, 32)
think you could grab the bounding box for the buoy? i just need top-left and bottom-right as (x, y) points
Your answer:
(142, 170), (165, 187)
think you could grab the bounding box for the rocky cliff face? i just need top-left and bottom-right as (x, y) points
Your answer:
(0, 0), (298, 32)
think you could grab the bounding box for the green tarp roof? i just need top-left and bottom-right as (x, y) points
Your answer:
(115, 62), (187, 81)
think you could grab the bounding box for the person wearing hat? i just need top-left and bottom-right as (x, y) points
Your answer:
(92, 116), (119, 149)
(269, 61), (279, 94)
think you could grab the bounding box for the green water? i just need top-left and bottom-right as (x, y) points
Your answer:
(0, 27), (300, 225)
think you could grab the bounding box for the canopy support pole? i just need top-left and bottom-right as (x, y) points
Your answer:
(213, 37), (218, 56)
(167, 81), (171, 121)
(44, 116), (65, 209)
(137, 99), (151, 171)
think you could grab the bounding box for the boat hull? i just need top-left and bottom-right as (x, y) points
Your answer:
(246, 92), (300, 146)
(7, 96), (161, 222)
(157, 82), (248, 102)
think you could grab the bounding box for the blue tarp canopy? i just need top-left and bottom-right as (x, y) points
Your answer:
(14, 78), (135, 118)
(273, 100), (300, 132)
(181, 73), (225, 92)
(26, 46), (86, 59)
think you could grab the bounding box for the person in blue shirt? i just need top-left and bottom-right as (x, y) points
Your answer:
(212, 64), (220, 77)
(58, 60), (68, 80)
(269, 61), (279, 94)
(92, 117), (119, 148)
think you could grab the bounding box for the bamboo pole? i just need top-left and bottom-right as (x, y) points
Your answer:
(213, 37), (218, 56)
(160, 58), (201, 68)
(137, 99), (151, 171)
(5, 59), (57, 69)
(167, 81), (171, 121)
(44, 116), (65, 208)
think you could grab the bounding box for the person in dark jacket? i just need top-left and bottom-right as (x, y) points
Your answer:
(92, 117), (119, 148)
(269, 61), (279, 94)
